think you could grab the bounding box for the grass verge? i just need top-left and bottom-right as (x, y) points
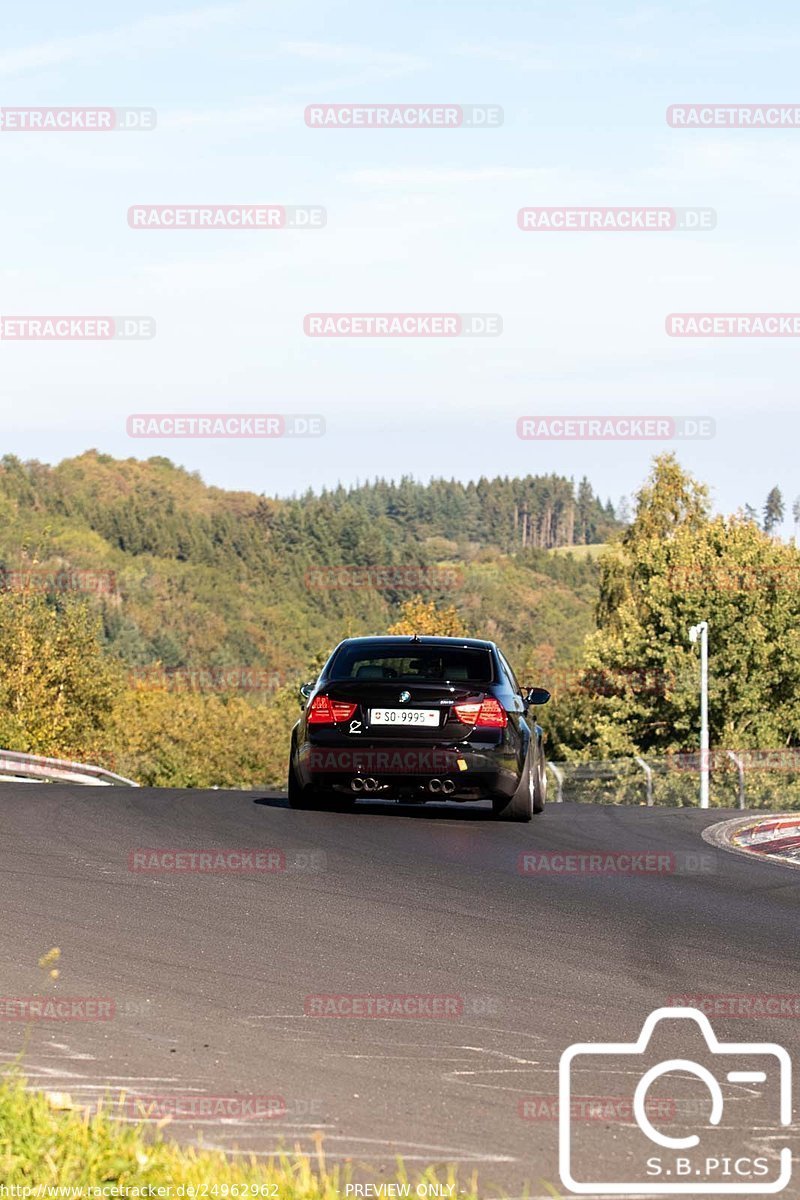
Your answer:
(0, 1074), (477, 1197)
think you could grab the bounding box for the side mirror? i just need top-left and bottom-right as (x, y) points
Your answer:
(524, 686), (551, 707)
(299, 681), (314, 708)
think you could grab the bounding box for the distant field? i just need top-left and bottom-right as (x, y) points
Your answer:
(549, 542), (608, 558)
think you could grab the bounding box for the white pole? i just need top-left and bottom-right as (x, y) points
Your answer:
(634, 755), (653, 806)
(699, 622), (709, 809)
(689, 621), (709, 809)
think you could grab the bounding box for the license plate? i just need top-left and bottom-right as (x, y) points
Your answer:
(369, 708), (440, 727)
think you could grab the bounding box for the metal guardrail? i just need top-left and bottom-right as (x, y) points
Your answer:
(546, 761), (564, 803)
(549, 750), (800, 809)
(0, 749), (139, 787)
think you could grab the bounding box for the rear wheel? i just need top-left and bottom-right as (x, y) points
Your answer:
(532, 746), (546, 814)
(492, 747), (534, 823)
(288, 756), (316, 809)
(288, 752), (354, 811)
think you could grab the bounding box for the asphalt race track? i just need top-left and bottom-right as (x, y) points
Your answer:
(1, 785), (798, 1195)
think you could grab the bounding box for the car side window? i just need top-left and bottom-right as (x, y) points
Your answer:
(497, 650), (521, 695)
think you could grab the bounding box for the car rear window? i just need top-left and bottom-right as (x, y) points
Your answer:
(328, 644), (494, 684)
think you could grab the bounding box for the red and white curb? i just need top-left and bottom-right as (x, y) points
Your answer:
(702, 814), (800, 870)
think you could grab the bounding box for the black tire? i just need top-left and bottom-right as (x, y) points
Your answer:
(492, 746), (534, 822)
(287, 752), (354, 812)
(287, 750), (322, 810)
(532, 745), (546, 814)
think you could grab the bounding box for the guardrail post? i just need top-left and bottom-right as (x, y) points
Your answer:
(547, 762), (564, 803)
(726, 750), (745, 810)
(634, 756), (653, 807)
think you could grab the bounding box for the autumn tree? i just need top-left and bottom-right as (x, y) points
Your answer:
(387, 596), (469, 637)
(0, 593), (122, 758)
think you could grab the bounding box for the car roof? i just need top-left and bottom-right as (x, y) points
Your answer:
(334, 635), (497, 650)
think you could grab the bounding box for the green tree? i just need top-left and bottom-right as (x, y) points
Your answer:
(561, 458), (800, 758)
(764, 487), (785, 535)
(596, 455), (709, 630)
(625, 453), (709, 543)
(576, 477), (595, 543)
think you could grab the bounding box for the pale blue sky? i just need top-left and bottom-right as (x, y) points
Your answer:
(1, 1), (799, 527)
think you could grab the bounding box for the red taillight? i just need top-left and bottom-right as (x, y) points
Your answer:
(453, 697), (508, 728)
(307, 695), (358, 725)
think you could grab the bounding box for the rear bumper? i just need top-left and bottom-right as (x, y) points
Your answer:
(295, 740), (521, 800)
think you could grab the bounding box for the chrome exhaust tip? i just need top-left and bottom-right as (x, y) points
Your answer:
(428, 779), (442, 793)
(363, 777), (379, 792)
(351, 778), (365, 792)
(441, 779), (455, 795)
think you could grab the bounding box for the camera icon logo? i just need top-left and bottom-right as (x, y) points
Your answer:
(559, 1006), (792, 1194)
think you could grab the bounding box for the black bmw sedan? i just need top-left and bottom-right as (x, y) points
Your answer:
(287, 635), (550, 821)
